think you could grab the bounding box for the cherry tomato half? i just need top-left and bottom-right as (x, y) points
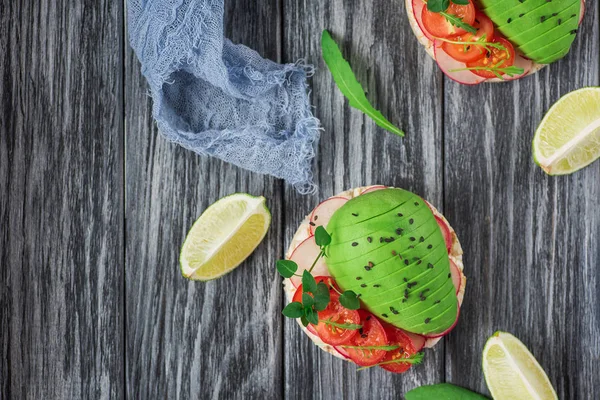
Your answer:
(379, 326), (417, 374)
(292, 277), (360, 345)
(314, 292), (361, 345)
(442, 12), (495, 63)
(422, 0), (476, 38)
(466, 37), (516, 78)
(344, 311), (388, 367)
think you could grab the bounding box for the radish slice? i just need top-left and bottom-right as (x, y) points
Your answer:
(433, 41), (488, 85)
(580, 0), (585, 24)
(435, 216), (453, 253)
(450, 259), (461, 294)
(333, 345), (351, 359)
(405, 331), (426, 351)
(306, 323), (318, 336)
(309, 197), (349, 234)
(503, 53), (533, 81)
(361, 185), (388, 195)
(412, 0), (434, 41)
(424, 307), (461, 338)
(289, 236), (330, 287)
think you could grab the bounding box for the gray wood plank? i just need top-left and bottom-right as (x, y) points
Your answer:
(0, 0), (125, 398)
(124, 1), (284, 398)
(444, 2), (600, 399)
(282, 1), (445, 398)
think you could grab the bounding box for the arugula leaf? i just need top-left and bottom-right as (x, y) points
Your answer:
(314, 226), (331, 247)
(405, 383), (489, 400)
(282, 302), (304, 318)
(339, 290), (360, 310)
(276, 260), (298, 278)
(440, 12), (477, 34)
(321, 30), (404, 137)
(302, 270), (317, 293)
(313, 282), (331, 311)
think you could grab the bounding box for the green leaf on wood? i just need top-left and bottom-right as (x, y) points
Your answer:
(276, 259), (298, 278)
(321, 30), (404, 137)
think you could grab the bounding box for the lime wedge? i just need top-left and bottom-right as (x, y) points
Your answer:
(180, 193), (271, 281)
(483, 331), (557, 400)
(533, 87), (600, 175)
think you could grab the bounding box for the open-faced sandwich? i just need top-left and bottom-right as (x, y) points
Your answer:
(406, 0), (585, 84)
(277, 186), (465, 373)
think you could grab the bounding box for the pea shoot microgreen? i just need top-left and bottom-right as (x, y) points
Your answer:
(426, 0), (477, 34)
(277, 226), (361, 327)
(355, 352), (425, 371)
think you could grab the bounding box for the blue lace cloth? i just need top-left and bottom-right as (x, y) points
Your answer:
(128, 0), (320, 194)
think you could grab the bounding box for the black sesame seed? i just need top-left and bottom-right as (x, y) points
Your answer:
(382, 313), (388, 318)
(414, 202), (419, 206)
(356, 277), (362, 280)
(309, 222), (316, 226)
(410, 237), (416, 241)
(519, 13), (524, 17)
(541, 16), (546, 22)
(427, 244), (433, 249)
(368, 262), (374, 268)
(367, 236), (372, 243)
(395, 228), (403, 235)
(434, 300), (441, 304)
(352, 242), (358, 247)
(392, 250), (397, 256)
(402, 299), (407, 303)
(366, 316), (371, 321)
(361, 284), (367, 288)
(409, 218), (414, 225)
(352, 213), (359, 217)
(419, 236), (425, 242)
(428, 263), (434, 269)
(404, 259), (409, 265)
(373, 284), (381, 288)
(448, 273), (452, 278)
(313, 215), (319, 221)
(425, 318), (431, 324)
(364, 266), (372, 271)
(417, 260), (422, 265)
(398, 213), (403, 217)
(403, 278), (408, 282)
(507, 17), (512, 23)
(408, 245), (415, 249)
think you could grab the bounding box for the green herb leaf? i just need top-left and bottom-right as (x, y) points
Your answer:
(321, 30), (404, 137)
(276, 259), (298, 278)
(300, 315), (309, 327)
(405, 383), (489, 400)
(302, 292), (315, 309)
(452, 0), (470, 5)
(427, 0), (449, 12)
(323, 319), (363, 331)
(440, 12), (477, 34)
(313, 282), (331, 311)
(314, 226), (332, 247)
(339, 290), (360, 310)
(340, 344), (401, 351)
(304, 306), (319, 325)
(282, 301), (304, 318)
(302, 270), (317, 294)
(356, 352), (426, 371)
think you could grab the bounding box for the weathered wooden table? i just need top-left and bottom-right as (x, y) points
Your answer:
(1, 1), (599, 399)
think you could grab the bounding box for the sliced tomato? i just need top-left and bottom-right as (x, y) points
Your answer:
(344, 311), (388, 367)
(314, 292), (361, 345)
(292, 277), (360, 345)
(442, 12), (494, 63)
(421, 0), (476, 38)
(380, 326), (417, 374)
(466, 37), (516, 78)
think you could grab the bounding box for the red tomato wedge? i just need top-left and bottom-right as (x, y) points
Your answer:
(292, 277), (360, 346)
(380, 326), (417, 374)
(466, 37), (516, 78)
(343, 311), (388, 367)
(314, 292), (361, 346)
(441, 12), (494, 63)
(421, 0), (476, 38)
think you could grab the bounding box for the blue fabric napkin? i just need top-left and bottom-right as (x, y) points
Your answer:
(128, 0), (320, 194)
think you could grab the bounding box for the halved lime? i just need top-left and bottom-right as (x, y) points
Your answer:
(533, 87), (600, 175)
(483, 331), (557, 400)
(180, 193), (271, 281)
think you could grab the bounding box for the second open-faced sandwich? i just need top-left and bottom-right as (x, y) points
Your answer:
(277, 186), (466, 373)
(406, 0), (585, 84)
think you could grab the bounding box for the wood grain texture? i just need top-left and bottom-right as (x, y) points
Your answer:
(443, 2), (600, 399)
(282, 0), (445, 398)
(124, 0), (284, 399)
(0, 0), (124, 398)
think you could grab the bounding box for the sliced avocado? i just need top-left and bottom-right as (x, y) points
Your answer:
(325, 189), (458, 335)
(479, 0), (581, 64)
